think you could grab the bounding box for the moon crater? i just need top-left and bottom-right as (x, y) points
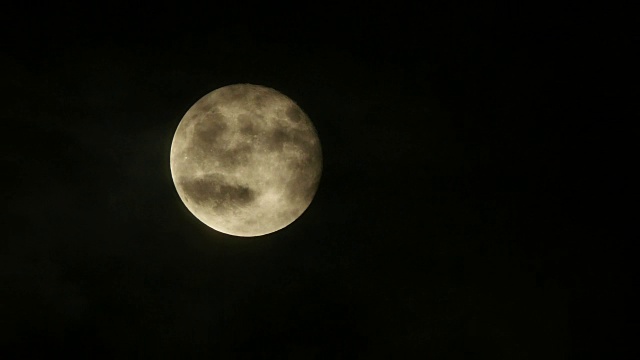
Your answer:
(178, 174), (256, 209)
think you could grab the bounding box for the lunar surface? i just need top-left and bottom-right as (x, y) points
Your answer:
(170, 84), (322, 237)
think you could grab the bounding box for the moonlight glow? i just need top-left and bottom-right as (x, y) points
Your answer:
(170, 84), (322, 237)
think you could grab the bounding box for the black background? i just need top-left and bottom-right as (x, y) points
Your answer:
(2, 2), (633, 358)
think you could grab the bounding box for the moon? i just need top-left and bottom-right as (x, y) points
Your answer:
(170, 84), (322, 237)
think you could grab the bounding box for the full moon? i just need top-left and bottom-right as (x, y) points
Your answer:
(170, 84), (322, 237)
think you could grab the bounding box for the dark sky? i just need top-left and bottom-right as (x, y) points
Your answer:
(2, 2), (632, 359)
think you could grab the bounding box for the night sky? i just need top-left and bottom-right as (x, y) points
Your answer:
(2, 3), (632, 359)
